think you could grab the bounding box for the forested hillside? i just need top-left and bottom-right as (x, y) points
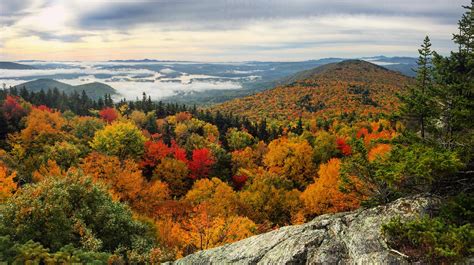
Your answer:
(0, 61), (36, 69)
(213, 60), (412, 123)
(14, 79), (118, 100)
(0, 2), (472, 264)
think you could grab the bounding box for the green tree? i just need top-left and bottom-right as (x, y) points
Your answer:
(311, 130), (338, 165)
(0, 172), (156, 255)
(432, 2), (473, 150)
(400, 36), (437, 138)
(90, 121), (146, 160)
(341, 140), (462, 205)
(226, 128), (255, 151)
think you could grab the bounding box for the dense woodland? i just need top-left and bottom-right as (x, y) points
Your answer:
(213, 60), (413, 124)
(0, 3), (472, 264)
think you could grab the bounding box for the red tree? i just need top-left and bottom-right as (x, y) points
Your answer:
(141, 140), (171, 168)
(2, 96), (27, 121)
(188, 148), (215, 179)
(171, 140), (188, 163)
(232, 174), (248, 190)
(36, 105), (52, 112)
(356, 127), (369, 139)
(336, 138), (352, 156)
(99, 107), (118, 123)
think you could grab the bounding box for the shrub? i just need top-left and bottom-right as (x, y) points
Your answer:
(0, 172), (156, 257)
(382, 193), (474, 263)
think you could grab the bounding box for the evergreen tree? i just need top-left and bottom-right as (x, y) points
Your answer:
(295, 116), (304, 135)
(432, 2), (473, 149)
(400, 36), (436, 138)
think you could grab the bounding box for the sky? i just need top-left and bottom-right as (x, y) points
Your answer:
(0, 0), (468, 62)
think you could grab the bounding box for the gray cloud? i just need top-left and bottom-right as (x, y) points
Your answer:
(77, 0), (466, 30)
(0, 0), (34, 26)
(0, 0), (469, 60)
(25, 30), (85, 42)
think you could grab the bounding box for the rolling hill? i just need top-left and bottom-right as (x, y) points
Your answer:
(212, 60), (413, 122)
(0, 61), (36, 69)
(14, 79), (117, 100)
(161, 57), (416, 106)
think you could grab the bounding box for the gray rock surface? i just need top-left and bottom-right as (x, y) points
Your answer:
(168, 195), (440, 265)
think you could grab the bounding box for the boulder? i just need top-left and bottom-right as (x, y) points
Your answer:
(168, 195), (440, 264)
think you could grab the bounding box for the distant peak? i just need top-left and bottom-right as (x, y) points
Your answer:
(333, 59), (387, 67)
(281, 59), (405, 85)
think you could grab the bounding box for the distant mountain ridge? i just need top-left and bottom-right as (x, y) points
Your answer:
(213, 60), (413, 122)
(0, 62), (36, 70)
(108, 59), (190, 63)
(14, 79), (117, 100)
(161, 56), (417, 105)
(280, 59), (398, 85)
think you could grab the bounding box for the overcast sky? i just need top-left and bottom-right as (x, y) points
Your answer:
(0, 0), (468, 61)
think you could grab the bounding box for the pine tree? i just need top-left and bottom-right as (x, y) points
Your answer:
(295, 117), (304, 135)
(432, 2), (473, 148)
(400, 36), (436, 138)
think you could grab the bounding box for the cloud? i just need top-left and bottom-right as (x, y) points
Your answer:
(76, 0), (465, 30)
(25, 30), (85, 42)
(0, 62), (243, 100)
(0, 0), (470, 61)
(0, 0), (35, 26)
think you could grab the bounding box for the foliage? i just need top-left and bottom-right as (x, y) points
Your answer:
(188, 148), (215, 179)
(336, 137), (352, 156)
(8, 108), (69, 183)
(431, 3), (474, 151)
(264, 137), (315, 189)
(213, 60), (412, 124)
(90, 121), (146, 160)
(98, 107), (119, 123)
(44, 141), (81, 169)
(398, 36), (437, 138)
(301, 158), (360, 216)
(226, 128), (255, 151)
(0, 164), (17, 202)
(341, 140), (463, 205)
(0, 172), (156, 256)
(311, 130), (338, 165)
(129, 110), (147, 127)
(0, 237), (110, 264)
(0, 5), (471, 261)
(382, 193), (474, 263)
(154, 158), (190, 198)
(80, 152), (170, 215)
(180, 206), (257, 252)
(71, 116), (105, 144)
(185, 178), (239, 217)
(2, 95), (29, 125)
(238, 173), (302, 226)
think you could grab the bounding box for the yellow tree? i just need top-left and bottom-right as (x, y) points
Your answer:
(9, 108), (69, 183)
(19, 108), (66, 145)
(368, 143), (392, 162)
(32, 159), (64, 182)
(238, 172), (302, 226)
(301, 158), (360, 216)
(80, 152), (169, 215)
(180, 204), (256, 252)
(263, 137), (315, 189)
(153, 158), (190, 198)
(203, 123), (219, 144)
(185, 178), (239, 217)
(0, 164), (17, 202)
(90, 121), (146, 160)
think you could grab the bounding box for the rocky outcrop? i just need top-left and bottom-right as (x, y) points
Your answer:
(169, 195), (440, 264)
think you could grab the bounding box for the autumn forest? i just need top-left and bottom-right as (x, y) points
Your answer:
(0, 2), (473, 264)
